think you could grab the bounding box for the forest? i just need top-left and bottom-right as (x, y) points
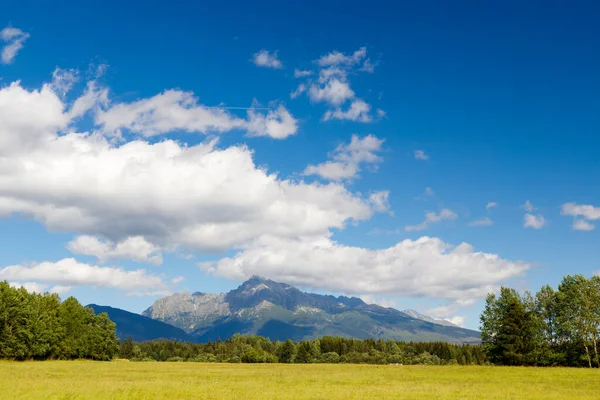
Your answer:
(119, 335), (485, 365)
(0, 282), (119, 360)
(481, 274), (600, 367)
(2, 274), (600, 367)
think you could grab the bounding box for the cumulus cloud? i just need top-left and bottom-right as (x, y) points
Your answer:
(0, 258), (166, 292)
(1, 26), (30, 64)
(524, 213), (547, 229)
(369, 191), (391, 213)
(414, 150), (429, 161)
(561, 202), (599, 231)
(316, 47), (367, 67)
(572, 219), (595, 231)
(308, 78), (354, 106)
(0, 78), (381, 255)
(95, 89), (298, 139)
(304, 134), (384, 181)
(67, 235), (163, 265)
(405, 209), (457, 232)
(252, 49), (283, 69)
(468, 217), (493, 227)
(202, 236), (530, 306)
(292, 47), (375, 122)
(246, 104), (298, 139)
(323, 99), (372, 123)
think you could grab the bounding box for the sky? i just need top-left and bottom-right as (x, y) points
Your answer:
(0, 0), (599, 329)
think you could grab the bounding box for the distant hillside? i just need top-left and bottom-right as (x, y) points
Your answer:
(87, 304), (195, 342)
(142, 276), (481, 344)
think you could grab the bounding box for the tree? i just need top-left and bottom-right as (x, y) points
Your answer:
(277, 339), (296, 363)
(480, 287), (537, 365)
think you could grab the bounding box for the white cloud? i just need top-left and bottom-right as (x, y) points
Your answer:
(1, 258), (166, 292)
(316, 47), (367, 67)
(67, 235), (163, 265)
(369, 191), (391, 213)
(323, 99), (372, 123)
(486, 202), (497, 211)
(468, 217), (493, 227)
(522, 200), (536, 212)
(414, 150), (429, 161)
(304, 162), (359, 182)
(294, 68), (312, 78)
(290, 83), (306, 99)
(1, 26), (30, 64)
(0, 78), (382, 255)
(95, 89), (245, 136)
(95, 89), (298, 140)
(304, 134), (384, 181)
(252, 49), (283, 69)
(561, 203), (600, 220)
(447, 316), (466, 328)
(246, 104), (298, 139)
(573, 219), (595, 231)
(405, 209), (457, 232)
(308, 78), (355, 106)
(49, 68), (79, 98)
(524, 213), (547, 229)
(172, 276), (185, 284)
(9, 281), (72, 295)
(203, 236), (530, 306)
(289, 47), (376, 123)
(561, 203), (599, 231)
(9, 281), (49, 294)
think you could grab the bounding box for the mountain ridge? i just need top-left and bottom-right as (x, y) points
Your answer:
(141, 276), (480, 344)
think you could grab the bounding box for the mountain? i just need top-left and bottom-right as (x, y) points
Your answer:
(401, 309), (459, 327)
(87, 304), (195, 342)
(142, 276), (480, 344)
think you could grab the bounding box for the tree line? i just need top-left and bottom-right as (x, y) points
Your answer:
(481, 274), (600, 367)
(118, 335), (485, 365)
(0, 281), (119, 360)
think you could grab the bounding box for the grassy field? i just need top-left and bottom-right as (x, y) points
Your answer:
(1, 361), (598, 399)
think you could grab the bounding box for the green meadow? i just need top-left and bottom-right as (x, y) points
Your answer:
(1, 361), (598, 400)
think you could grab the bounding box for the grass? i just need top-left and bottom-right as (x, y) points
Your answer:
(1, 361), (599, 399)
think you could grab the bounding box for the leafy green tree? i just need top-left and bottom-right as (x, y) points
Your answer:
(277, 339), (296, 363)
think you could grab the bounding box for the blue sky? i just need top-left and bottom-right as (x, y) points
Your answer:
(1, 1), (599, 329)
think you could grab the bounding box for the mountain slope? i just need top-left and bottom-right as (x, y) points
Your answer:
(402, 309), (459, 327)
(142, 277), (480, 344)
(88, 304), (195, 342)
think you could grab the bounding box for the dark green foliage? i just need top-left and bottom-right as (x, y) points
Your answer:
(119, 333), (484, 365)
(480, 275), (600, 367)
(0, 281), (118, 361)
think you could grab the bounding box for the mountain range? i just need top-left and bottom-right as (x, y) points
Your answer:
(91, 276), (480, 344)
